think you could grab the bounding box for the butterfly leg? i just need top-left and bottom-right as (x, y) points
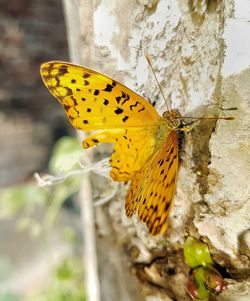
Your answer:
(180, 121), (198, 132)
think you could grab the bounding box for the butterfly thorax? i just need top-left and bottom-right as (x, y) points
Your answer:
(152, 110), (180, 150)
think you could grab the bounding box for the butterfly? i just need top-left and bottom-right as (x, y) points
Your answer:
(40, 61), (183, 235)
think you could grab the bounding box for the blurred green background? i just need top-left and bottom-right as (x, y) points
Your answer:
(0, 1), (85, 300)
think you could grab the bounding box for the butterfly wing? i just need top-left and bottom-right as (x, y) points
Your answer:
(40, 62), (160, 180)
(125, 130), (179, 235)
(82, 127), (157, 181)
(40, 62), (160, 129)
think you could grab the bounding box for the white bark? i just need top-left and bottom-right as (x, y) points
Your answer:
(63, 1), (250, 300)
(63, 1), (101, 301)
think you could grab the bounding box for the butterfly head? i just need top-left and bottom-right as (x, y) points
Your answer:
(163, 110), (181, 128)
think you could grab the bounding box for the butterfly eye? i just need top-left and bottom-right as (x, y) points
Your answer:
(163, 110), (181, 128)
(171, 119), (181, 128)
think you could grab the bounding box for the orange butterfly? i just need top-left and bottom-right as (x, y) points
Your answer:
(40, 62), (185, 235)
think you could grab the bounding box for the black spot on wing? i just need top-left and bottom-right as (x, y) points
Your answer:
(115, 91), (130, 105)
(158, 158), (164, 166)
(162, 174), (167, 182)
(57, 66), (69, 76)
(114, 107), (123, 114)
(68, 115), (74, 122)
(129, 100), (145, 113)
(103, 84), (113, 92)
(103, 99), (109, 105)
(82, 73), (90, 78)
(74, 106), (80, 116)
(121, 91), (130, 105)
(64, 87), (73, 96)
(116, 96), (121, 104)
(64, 104), (70, 111)
(130, 101), (139, 111)
(54, 86), (72, 102)
(122, 116), (129, 123)
(163, 198), (171, 212)
(112, 166), (129, 176)
(71, 96), (77, 105)
(168, 154), (177, 172)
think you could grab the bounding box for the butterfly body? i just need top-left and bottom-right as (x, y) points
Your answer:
(41, 62), (180, 235)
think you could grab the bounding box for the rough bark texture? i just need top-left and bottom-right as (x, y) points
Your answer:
(64, 1), (250, 300)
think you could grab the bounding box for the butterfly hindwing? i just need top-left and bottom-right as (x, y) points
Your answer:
(83, 127), (157, 180)
(125, 130), (179, 235)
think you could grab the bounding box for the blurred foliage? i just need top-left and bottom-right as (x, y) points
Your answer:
(0, 136), (82, 235)
(27, 257), (86, 301)
(49, 136), (83, 174)
(0, 257), (11, 282)
(0, 136), (86, 300)
(0, 293), (22, 301)
(184, 237), (226, 300)
(0, 185), (47, 219)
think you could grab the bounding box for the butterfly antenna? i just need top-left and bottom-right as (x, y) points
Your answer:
(178, 116), (234, 120)
(145, 54), (234, 121)
(145, 53), (170, 112)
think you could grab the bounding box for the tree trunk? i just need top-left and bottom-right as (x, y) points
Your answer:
(63, 1), (250, 300)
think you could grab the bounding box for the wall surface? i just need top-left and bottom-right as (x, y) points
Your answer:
(64, 1), (250, 300)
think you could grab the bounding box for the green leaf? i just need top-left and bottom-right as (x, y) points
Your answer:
(192, 267), (209, 299)
(0, 185), (46, 218)
(49, 136), (83, 174)
(184, 237), (213, 268)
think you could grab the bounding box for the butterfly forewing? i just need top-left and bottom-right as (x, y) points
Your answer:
(40, 61), (161, 181)
(40, 62), (160, 130)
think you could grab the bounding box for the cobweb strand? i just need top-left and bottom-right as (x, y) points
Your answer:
(34, 157), (117, 207)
